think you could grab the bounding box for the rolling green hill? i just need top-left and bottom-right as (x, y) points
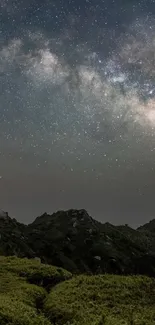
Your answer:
(0, 256), (71, 325)
(1, 256), (155, 325)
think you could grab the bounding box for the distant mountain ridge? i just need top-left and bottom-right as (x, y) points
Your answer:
(1, 208), (155, 276)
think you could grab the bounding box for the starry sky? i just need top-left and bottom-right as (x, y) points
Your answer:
(1, 0), (155, 227)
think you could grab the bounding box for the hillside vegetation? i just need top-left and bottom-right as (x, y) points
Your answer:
(1, 208), (155, 324)
(45, 274), (155, 325)
(0, 256), (71, 325)
(1, 256), (155, 325)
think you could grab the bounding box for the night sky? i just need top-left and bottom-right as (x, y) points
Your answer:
(1, 0), (155, 227)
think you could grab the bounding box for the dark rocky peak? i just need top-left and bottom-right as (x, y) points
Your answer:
(137, 219), (155, 233)
(28, 212), (52, 227)
(65, 209), (95, 224)
(67, 209), (90, 218)
(0, 210), (8, 219)
(2, 208), (155, 277)
(30, 209), (95, 229)
(0, 211), (26, 231)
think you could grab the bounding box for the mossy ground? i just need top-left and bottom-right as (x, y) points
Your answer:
(1, 256), (155, 325)
(44, 274), (155, 325)
(0, 256), (71, 325)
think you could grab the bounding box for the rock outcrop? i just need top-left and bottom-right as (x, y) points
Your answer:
(1, 208), (155, 276)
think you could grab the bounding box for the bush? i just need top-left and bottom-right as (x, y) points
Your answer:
(44, 274), (155, 325)
(0, 256), (71, 325)
(0, 294), (51, 325)
(0, 256), (72, 288)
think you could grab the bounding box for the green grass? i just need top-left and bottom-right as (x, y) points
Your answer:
(0, 296), (51, 325)
(1, 256), (155, 325)
(0, 256), (71, 325)
(0, 271), (46, 307)
(0, 256), (71, 286)
(44, 274), (155, 325)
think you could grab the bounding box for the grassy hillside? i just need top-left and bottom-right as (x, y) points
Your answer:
(0, 256), (71, 325)
(44, 274), (155, 325)
(1, 256), (155, 325)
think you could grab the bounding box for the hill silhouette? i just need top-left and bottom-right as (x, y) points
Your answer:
(1, 208), (155, 276)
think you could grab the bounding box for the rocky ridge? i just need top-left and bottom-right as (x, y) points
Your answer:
(1, 209), (155, 276)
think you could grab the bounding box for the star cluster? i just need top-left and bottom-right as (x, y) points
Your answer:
(0, 0), (155, 225)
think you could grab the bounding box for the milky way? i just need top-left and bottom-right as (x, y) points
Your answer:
(1, 0), (155, 226)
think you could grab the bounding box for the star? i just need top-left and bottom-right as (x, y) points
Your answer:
(0, 0), (155, 226)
